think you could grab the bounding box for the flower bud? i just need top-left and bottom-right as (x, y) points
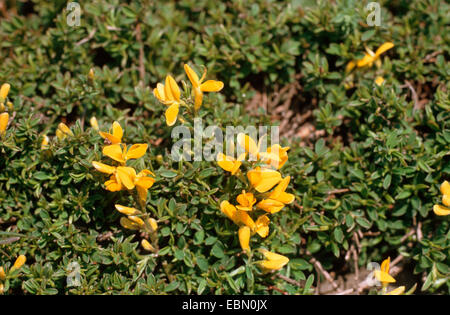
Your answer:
(0, 112), (9, 134)
(0, 83), (10, 101)
(90, 116), (99, 131)
(12, 255), (26, 270)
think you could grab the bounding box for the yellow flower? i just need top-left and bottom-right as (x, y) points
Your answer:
(261, 144), (290, 169)
(0, 103), (4, 112)
(254, 215), (270, 238)
(433, 180), (450, 216)
(92, 161), (136, 191)
(90, 117), (99, 131)
(258, 249), (289, 271)
(385, 286), (405, 295)
(374, 257), (396, 286)
(115, 204), (157, 233)
(237, 133), (261, 158)
(217, 152), (246, 175)
(375, 76), (385, 86)
(247, 167), (282, 193)
(115, 204), (142, 215)
(0, 112), (9, 135)
(41, 135), (50, 150)
(267, 176), (295, 204)
(11, 255), (26, 271)
(184, 63), (224, 111)
(236, 190), (256, 211)
(153, 75), (181, 126)
(99, 121), (123, 144)
(238, 226), (251, 252)
(102, 143), (148, 164)
(256, 199), (285, 214)
(135, 169), (156, 203)
(220, 200), (255, 229)
(357, 42), (394, 68)
(0, 83), (10, 101)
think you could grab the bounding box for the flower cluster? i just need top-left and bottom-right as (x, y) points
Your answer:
(345, 42), (394, 87)
(0, 255), (26, 294)
(91, 121), (158, 252)
(153, 63), (224, 126)
(433, 180), (450, 216)
(217, 133), (293, 270)
(92, 121), (155, 204)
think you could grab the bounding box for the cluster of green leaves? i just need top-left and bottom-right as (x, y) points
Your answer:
(0, 0), (449, 294)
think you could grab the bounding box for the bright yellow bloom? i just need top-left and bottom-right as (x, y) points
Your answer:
(375, 76), (385, 86)
(254, 215), (270, 238)
(0, 112), (9, 135)
(258, 249), (289, 271)
(247, 167), (282, 193)
(11, 255), (26, 271)
(261, 144), (290, 169)
(153, 75), (181, 126)
(433, 181), (450, 216)
(256, 199), (285, 214)
(236, 190), (256, 211)
(0, 83), (10, 101)
(115, 204), (141, 216)
(0, 103), (4, 112)
(115, 204), (157, 232)
(90, 117), (99, 131)
(99, 121), (123, 144)
(385, 286), (405, 295)
(374, 257), (396, 285)
(217, 152), (246, 175)
(102, 143), (148, 164)
(220, 200), (255, 229)
(135, 169), (156, 203)
(237, 133), (261, 158)
(238, 226), (251, 252)
(184, 63), (224, 111)
(41, 135), (50, 150)
(92, 161), (136, 191)
(267, 176), (295, 204)
(357, 42), (394, 68)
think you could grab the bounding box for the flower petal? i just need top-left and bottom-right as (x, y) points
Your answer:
(238, 226), (251, 252)
(165, 103), (180, 126)
(184, 64), (200, 88)
(166, 75), (180, 101)
(440, 181), (450, 196)
(200, 80), (224, 92)
(92, 161), (116, 174)
(116, 166), (136, 189)
(115, 204), (141, 215)
(433, 204), (450, 216)
(103, 144), (125, 163)
(126, 143), (148, 160)
(375, 42), (394, 58)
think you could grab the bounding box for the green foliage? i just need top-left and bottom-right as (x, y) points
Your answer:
(0, 0), (449, 294)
